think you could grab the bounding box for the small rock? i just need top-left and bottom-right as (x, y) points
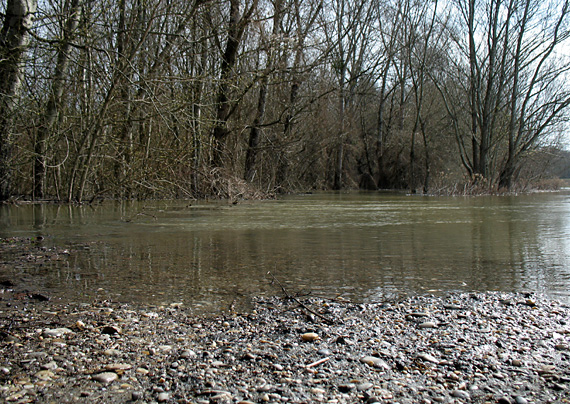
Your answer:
(92, 372), (118, 384)
(419, 321), (437, 329)
(180, 349), (197, 358)
(301, 332), (319, 342)
(41, 361), (58, 370)
(35, 370), (55, 380)
(105, 363), (132, 373)
(157, 392), (170, 402)
(131, 391), (142, 401)
(551, 382), (566, 391)
(497, 397), (512, 404)
(359, 356), (390, 370)
(514, 396), (528, 404)
(538, 365), (556, 375)
(43, 328), (73, 338)
(418, 353), (439, 364)
(103, 349), (121, 356)
(357, 382), (374, 391)
(242, 352), (256, 360)
(451, 390), (470, 400)
(317, 348), (332, 356)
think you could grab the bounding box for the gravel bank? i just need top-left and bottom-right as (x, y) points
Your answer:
(0, 291), (569, 404)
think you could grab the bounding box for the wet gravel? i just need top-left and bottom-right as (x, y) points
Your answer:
(0, 291), (569, 404)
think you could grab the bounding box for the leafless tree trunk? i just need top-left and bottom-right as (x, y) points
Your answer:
(33, 0), (81, 199)
(211, 0), (258, 167)
(0, 0), (37, 200)
(498, 0), (570, 189)
(244, 0), (283, 183)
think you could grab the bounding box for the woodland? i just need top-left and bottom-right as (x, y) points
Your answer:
(1, 0), (570, 202)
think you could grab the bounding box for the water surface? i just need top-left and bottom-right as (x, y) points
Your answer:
(2, 191), (570, 312)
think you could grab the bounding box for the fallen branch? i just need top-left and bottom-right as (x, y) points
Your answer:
(267, 272), (335, 325)
(306, 357), (331, 369)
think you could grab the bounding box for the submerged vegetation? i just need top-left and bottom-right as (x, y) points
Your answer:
(1, 0), (570, 202)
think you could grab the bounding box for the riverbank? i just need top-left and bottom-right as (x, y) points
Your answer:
(1, 291), (569, 404)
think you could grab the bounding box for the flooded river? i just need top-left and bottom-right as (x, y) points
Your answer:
(2, 191), (570, 312)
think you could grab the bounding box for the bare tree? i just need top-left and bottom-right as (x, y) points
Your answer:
(244, 0), (283, 182)
(211, 0), (259, 168)
(0, 0), (37, 200)
(442, 0), (570, 189)
(498, 0), (570, 188)
(33, 0), (81, 199)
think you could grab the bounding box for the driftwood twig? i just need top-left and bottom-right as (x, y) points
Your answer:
(306, 357), (331, 368)
(267, 272), (335, 324)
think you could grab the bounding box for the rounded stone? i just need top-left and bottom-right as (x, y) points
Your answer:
(359, 356), (390, 370)
(451, 390), (470, 400)
(301, 332), (319, 342)
(92, 372), (118, 384)
(157, 392), (170, 402)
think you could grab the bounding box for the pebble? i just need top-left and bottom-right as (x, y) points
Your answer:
(180, 349), (197, 358)
(417, 353), (439, 363)
(105, 363), (132, 373)
(357, 382), (373, 391)
(418, 321), (437, 328)
(301, 332), (319, 342)
(1, 292), (569, 404)
(92, 372), (118, 384)
(359, 356), (390, 370)
(451, 390), (470, 400)
(103, 348), (121, 356)
(157, 392), (170, 402)
(317, 348), (332, 356)
(34, 370), (54, 380)
(42, 328), (72, 338)
(41, 361), (58, 370)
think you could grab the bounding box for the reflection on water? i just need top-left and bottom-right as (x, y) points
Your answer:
(1, 191), (570, 313)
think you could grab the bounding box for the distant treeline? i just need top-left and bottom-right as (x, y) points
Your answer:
(1, 0), (570, 202)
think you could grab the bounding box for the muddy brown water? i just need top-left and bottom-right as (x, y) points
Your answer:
(1, 191), (570, 313)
